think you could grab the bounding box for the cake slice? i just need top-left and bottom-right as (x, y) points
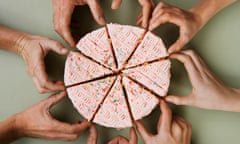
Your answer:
(64, 51), (113, 86)
(67, 77), (116, 121)
(76, 27), (116, 69)
(122, 77), (159, 120)
(123, 60), (171, 97)
(107, 23), (145, 69)
(93, 76), (132, 128)
(126, 31), (168, 68)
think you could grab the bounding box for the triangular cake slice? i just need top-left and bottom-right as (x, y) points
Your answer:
(76, 27), (116, 69)
(122, 77), (159, 120)
(107, 23), (145, 69)
(126, 31), (168, 68)
(123, 60), (171, 96)
(64, 51), (112, 86)
(93, 76), (132, 128)
(67, 77), (116, 121)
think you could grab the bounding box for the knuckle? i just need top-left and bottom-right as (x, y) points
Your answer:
(37, 87), (45, 94)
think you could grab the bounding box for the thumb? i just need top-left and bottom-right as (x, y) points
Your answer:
(168, 38), (187, 54)
(129, 127), (138, 144)
(46, 91), (67, 108)
(165, 95), (192, 106)
(135, 121), (151, 142)
(111, 0), (122, 9)
(46, 40), (69, 55)
(87, 0), (106, 25)
(87, 125), (98, 144)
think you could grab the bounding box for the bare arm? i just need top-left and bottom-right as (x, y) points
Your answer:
(190, 0), (237, 28)
(149, 0), (237, 53)
(0, 25), (68, 93)
(0, 92), (91, 144)
(0, 25), (26, 54)
(0, 116), (19, 144)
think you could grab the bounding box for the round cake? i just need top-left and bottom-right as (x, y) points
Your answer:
(64, 23), (171, 128)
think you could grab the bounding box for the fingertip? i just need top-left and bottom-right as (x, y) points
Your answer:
(97, 16), (106, 25)
(60, 48), (69, 55)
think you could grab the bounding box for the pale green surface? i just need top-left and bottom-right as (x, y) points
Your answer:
(0, 0), (240, 144)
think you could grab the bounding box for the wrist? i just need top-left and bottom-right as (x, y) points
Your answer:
(229, 88), (240, 112)
(0, 114), (22, 143)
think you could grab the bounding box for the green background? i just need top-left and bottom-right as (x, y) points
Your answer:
(0, 0), (240, 143)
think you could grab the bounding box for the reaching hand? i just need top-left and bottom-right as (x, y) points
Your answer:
(52, 0), (122, 47)
(166, 50), (240, 112)
(149, 2), (202, 53)
(85, 124), (137, 144)
(107, 128), (137, 144)
(19, 35), (68, 93)
(136, 0), (155, 29)
(14, 91), (91, 141)
(136, 100), (192, 144)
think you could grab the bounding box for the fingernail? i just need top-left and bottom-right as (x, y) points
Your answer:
(165, 97), (173, 102)
(99, 16), (106, 25)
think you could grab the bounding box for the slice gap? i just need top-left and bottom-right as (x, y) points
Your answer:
(123, 60), (171, 97)
(122, 76), (159, 121)
(124, 75), (163, 98)
(90, 76), (117, 121)
(107, 23), (146, 69)
(93, 76), (133, 128)
(120, 75), (135, 124)
(105, 26), (118, 70)
(123, 55), (169, 71)
(76, 27), (116, 70)
(74, 50), (113, 71)
(125, 31), (169, 68)
(64, 51), (113, 86)
(65, 74), (117, 89)
(67, 76), (117, 121)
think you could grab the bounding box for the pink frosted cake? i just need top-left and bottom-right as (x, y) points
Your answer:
(64, 24), (171, 128)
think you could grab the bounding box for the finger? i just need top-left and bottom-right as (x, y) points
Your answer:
(135, 121), (151, 142)
(149, 10), (183, 31)
(165, 95), (193, 106)
(180, 50), (206, 71)
(169, 52), (202, 84)
(168, 38), (187, 53)
(136, 11), (143, 26)
(111, 0), (122, 9)
(152, 2), (167, 16)
(87, 0), (106, 25)
(87, 125), (98, 144)
(138, 0), (152, 28)
(55, 120), (91, 135)
(108, 136), (128, 144)
(44, 40), (69, 55)
(32, 77), (50, 94)
(45, 91), (66, 107)
(53, 2), (75, 47)
(136, 16), (143, 27)
(129, 127), (138, 144)
(158, 100), (172, 132)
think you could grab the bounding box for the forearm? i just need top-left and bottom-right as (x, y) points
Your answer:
(190, 0), (237, 28)
(0, 115), (20, 144)
(0, 25), (27, 54)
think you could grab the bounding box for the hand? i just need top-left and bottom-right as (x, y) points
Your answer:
(136, 100), (192, 144)
(52, 0), (122, 47)
(14, 91), (91, 141)
(136, 0), (155, 29)
(165, 50), (240, 111)
(85, 125), (137, 144)
(19, 34), (68, 93)
(108, 128), (137, 144)
(149, 2), (202, 53)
